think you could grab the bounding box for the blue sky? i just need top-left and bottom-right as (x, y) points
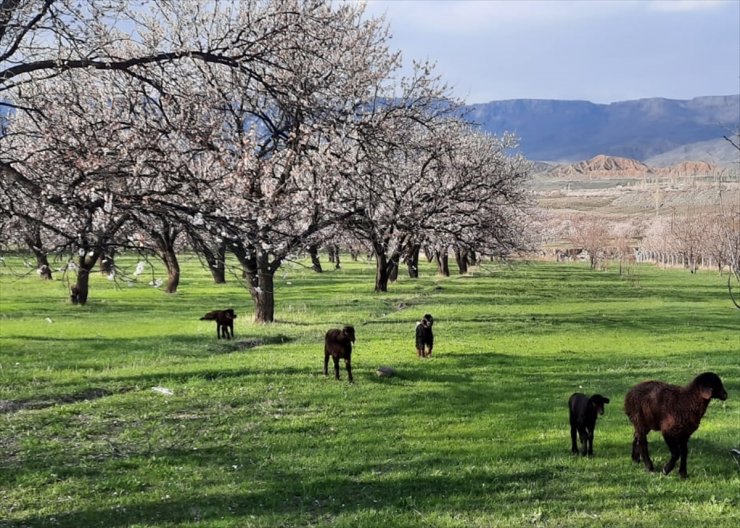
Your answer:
(361, 0), (740, 104)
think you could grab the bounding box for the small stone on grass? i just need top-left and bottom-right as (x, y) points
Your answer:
(376, 366), (396, 377)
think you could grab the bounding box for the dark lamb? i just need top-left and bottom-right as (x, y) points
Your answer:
(624, 372), (728, 479)
(569, 393), (610, 456)
(324, 326), (356, 383)
(200, 309), (237, 339)
(415, 314), (434, 358)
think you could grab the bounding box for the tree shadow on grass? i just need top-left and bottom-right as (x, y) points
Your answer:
(448, 303), (738, 332)
(2, 333), (294, 359)
(634, 437), (740, 471)
(1, 361), (311, 416)
(207, 334), (294, 353)
(4, 458), (561, 528)
(83, 366), (310, 388)
(0, 387), (127, 414)
(368, 353), (518, 383)
(1, 362), (302, 413)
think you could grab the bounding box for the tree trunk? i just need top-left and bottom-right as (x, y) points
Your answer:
(71, 252), (101, 305)
(435, 249), (450, 277)
(250, 254), (276, 323)
(374, 251), (390, 292)
(38, 259), (53, 280)
(252, 273), (275, 323)
(210, 243), (227, 284)
(388, 254), (399, 283)
(309, 244), (323, 273)
(152, 224), (182, 293)
(212, 268), (226, 283)
(407, 244), (420, 278)
(189, 231), (226, 283)
(71, 269), (90, 305)
(204, 239), (227, 284)
(330, 245), (341, 269)
(232, 244), (276, 323)
(424, 245), (434, 262)
(163, 249), (180, 294)
(23, 231), (52, 280)
(454, 247), (469, 274)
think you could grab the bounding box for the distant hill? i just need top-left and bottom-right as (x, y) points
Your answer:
(645, 137), (739, 167)
(465, 95), (740, 163)
(549, 155), (650, 177)
(545, 154), (725, 180)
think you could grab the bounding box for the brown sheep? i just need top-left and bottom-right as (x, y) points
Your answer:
(200, 309), (237, 339)
(324, 326), (355, 383)
(624, 372), (728, 478)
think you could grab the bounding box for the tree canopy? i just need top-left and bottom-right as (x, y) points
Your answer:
(0, 0), (534, 320)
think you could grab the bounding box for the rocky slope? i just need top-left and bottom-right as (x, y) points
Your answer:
(543, 155), (728, 179)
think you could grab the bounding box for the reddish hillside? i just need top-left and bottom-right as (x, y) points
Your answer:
(547, 155), (721, 179)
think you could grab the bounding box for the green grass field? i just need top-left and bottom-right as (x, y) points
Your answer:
(1, 255), (738, 527)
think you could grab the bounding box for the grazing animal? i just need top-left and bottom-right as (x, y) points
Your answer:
(624, 372), (728, 479)
(568, 393), (610, 456)
(324, 326), (355, 383)
(200, 309), (237, 339)
(415, 314), (434, 358)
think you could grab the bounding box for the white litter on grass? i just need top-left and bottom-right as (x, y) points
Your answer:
(45, 317), (53, 324)
(152, 386), (173, 396)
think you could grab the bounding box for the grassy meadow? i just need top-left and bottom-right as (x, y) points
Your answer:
(0, 254), (738, 527)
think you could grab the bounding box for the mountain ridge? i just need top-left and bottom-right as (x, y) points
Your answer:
(465, 95), (740, 163)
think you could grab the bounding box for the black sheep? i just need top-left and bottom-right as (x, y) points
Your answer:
(415, 314), (434, 358)
(569, 393), (610, 456)
(624, 372), (728, 478)
(324, 326), (355, 383)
